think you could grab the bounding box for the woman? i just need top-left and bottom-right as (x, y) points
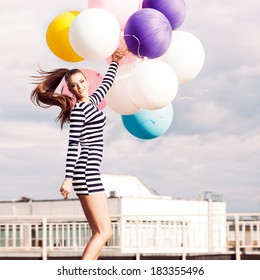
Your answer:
(31, 49), (126, 260)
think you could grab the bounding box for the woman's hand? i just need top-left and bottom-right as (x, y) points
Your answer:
(111, 48), (128, 63)
(60, 179), (72, 199)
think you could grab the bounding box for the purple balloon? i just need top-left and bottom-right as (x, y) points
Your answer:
(142, 0), (186, 30)
(124, 8), (172, 59)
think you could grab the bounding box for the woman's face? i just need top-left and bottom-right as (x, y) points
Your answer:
(67, 72), (89, 101)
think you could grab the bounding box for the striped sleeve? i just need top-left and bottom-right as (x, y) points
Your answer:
(89, 61), (119, 105)
(65, 106), (85, 179)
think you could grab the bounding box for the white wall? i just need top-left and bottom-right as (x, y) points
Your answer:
(118, 197), (227, 254)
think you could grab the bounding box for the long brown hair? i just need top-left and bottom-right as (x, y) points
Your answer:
(30, 68), (83, 129)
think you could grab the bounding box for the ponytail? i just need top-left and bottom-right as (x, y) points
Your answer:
(30, 68), (74, 129)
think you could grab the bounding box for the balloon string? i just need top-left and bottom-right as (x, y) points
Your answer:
(123, 34), (143, 59)
(138, 0), (143, 10)
(177, 96), (196, 100)
(139, 116), (164, 125)
(176, 90), (210, 101)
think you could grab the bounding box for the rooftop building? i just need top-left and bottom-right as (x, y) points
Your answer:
(0, 174), (259, 260)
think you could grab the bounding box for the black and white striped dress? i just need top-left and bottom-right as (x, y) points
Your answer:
(65, 61), (118, 195)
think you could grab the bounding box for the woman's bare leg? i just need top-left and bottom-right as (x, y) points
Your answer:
(78, 193), (112, 260)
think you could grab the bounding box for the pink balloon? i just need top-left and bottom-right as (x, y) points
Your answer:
(106, 33), (142, 65)
(88, 0), (141, 30)
(61, 69), (106, 110)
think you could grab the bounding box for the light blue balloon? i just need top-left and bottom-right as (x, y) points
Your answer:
(121, 103), (173, 140)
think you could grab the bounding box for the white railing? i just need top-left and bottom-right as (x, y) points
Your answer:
(0, 214), (260, 260)
(226, 213), (260, 260)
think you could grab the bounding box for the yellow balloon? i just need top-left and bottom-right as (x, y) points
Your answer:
(46, 11), (84, 62)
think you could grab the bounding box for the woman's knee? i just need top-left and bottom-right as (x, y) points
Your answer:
(97, 223), (113, 242)
(91, 222), (112, 242)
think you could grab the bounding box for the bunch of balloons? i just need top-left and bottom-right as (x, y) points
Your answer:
(45, 0), (205, 140)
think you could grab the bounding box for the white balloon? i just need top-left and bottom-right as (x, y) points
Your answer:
(160, 31), (205, 84)
(105, 64), (140, 115)
(126, 60), (179, 110)
(69, 8), (120, 60)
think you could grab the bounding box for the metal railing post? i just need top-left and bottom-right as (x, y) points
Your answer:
(234, 215), (241, 260)
(182, 216), (186, 260)
(42, 217), (47, 260)
(135, 216), (141, 260)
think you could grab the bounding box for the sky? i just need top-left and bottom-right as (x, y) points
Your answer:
(0, 0), (259, 213)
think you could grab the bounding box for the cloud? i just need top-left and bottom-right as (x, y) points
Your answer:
(0, 120), (68, 198)
(102, 127), (260, 212)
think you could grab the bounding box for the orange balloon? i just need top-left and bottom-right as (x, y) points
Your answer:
(46, 11), (84, 62)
